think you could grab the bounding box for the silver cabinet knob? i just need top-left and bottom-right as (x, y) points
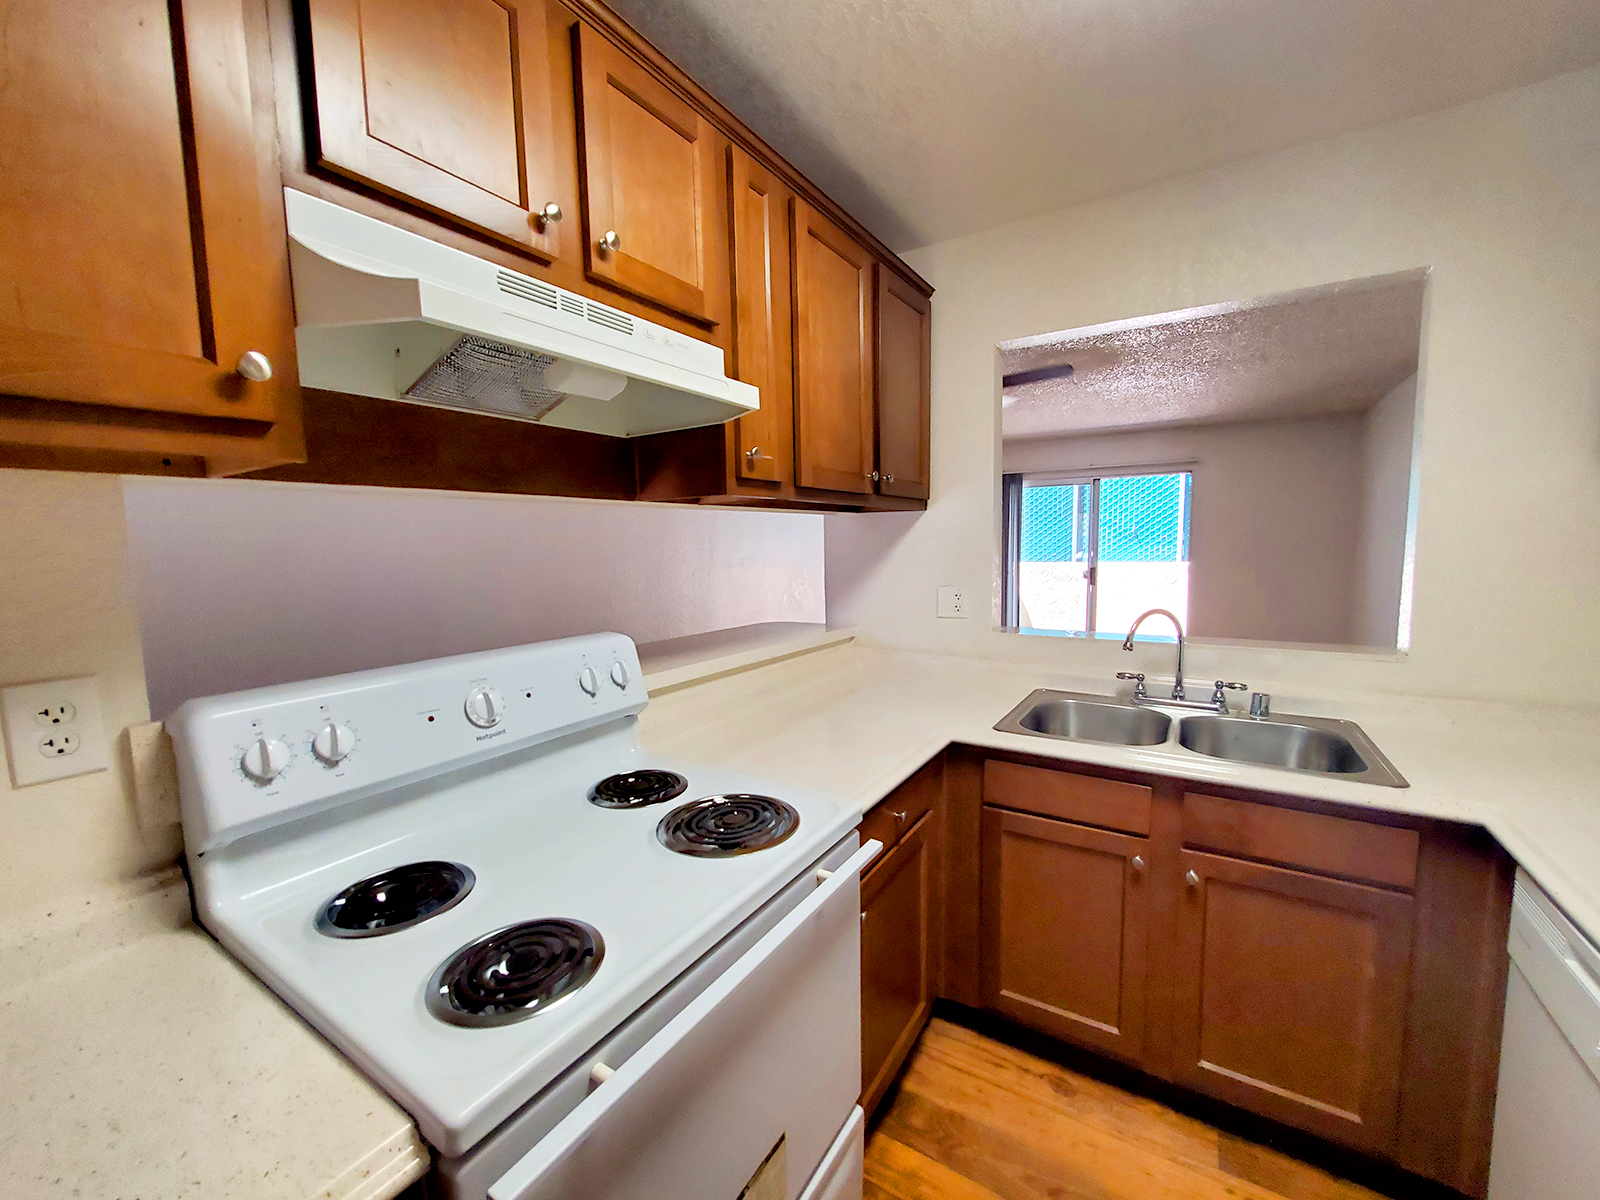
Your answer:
(745, 445), (773, 466)
(1131, 855), (1145, 873)
(1185, 869), (1200, 888)
(235, 351), (272, 382)
(884, 473), (894, 484)
(891, 810), (907, 824)
(868, 470), (880, 482)
(534, 202), (563, 228)
(599, 230), (621, 252)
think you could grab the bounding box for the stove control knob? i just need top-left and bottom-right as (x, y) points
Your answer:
(464, 686), (505, 728)
(240, 736), (291, 783)
(312, 721), (356, 765)
(609, 660), (629, 689)
(578, 666), (600, 697)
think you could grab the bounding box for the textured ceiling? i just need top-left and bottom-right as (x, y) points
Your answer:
(999, 272), (1426, 439)
(603, 0), (1600, 251)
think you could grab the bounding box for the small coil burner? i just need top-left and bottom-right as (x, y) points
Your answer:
(656, 795), (800, 857)
(317, 861), (475, 938)
(588, 769), (688, 810)
(427, 919), (604, 1027)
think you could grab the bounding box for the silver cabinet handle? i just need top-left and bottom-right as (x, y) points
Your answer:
(884, 473), (894, 484)
(1131, 855), (1145, 873)
(868, 470), (880, 482)
(1185, 869), (1200, 888)
(891, 809), (907, 824)
(745, 445), (773, 465)
(235, 351), (272, 382)
(599, 230), (621, 252)
(534, 202), (563, 229)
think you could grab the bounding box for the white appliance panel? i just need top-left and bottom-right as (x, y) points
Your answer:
(487, 841), (876, 1200)
(1487, 870), (1600, 1200)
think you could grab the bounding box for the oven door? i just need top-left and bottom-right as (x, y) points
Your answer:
(487, 839), (879, 1200)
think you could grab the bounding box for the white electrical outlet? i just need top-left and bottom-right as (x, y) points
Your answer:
(1, 676), (111, 787)
(937, 586), (969, 618)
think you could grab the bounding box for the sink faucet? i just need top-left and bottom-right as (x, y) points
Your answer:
(1123, 609), (1187, 700)
(1121, 609), (1248, 712)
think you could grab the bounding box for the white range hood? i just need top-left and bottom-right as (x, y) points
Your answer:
(282, 189), (757, 438)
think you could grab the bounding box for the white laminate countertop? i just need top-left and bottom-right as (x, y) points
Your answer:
(9, 629), (1598, 1200)
(640, 636), (1600, 945)
(0, 869), (427, 1200)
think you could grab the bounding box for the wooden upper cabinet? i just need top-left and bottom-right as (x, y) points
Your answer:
(727, 148), (793, 485)
(301, 0), (565, 259)
(875, 267), (931, 500)
(981, 806), (1151, 1064)
(0, 0), (296, 445)
(793, 200), (875, 494)
(573, 24), (721, 323)
(1171, 848), (1416, 1153)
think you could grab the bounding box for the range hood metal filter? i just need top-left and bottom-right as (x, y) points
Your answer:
(404, 335), (566, 421)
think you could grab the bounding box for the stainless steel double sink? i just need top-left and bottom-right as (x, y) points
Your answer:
(993, 689), (1407, 787)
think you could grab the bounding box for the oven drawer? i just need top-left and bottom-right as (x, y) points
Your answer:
(487, 838), (880, 1200)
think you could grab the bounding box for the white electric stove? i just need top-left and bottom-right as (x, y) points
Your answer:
(169, 634), (873, 1200)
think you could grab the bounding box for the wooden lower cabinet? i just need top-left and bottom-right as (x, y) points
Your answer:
(859, 755), (944, 1119)
(953, 753), (1512, 1196)
(980, 806), (1149, 1062)
(861, 812), (937, 1118)
(1171, 848), (1415, 1153)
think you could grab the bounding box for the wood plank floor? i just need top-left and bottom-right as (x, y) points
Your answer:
(864, 1019), (1389, 1200)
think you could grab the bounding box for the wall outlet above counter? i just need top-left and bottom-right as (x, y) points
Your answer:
(937, 586), (970, 618)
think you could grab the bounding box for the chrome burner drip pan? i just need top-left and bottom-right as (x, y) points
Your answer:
(657, 795), (800, 857)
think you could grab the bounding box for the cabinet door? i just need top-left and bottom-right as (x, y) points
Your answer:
(1172, 849), (1415, 1153)
(874, 267), (931, 499)
(728, 148), (792, 485)
(301, 0), (564, 259)
(573, 23), (720, 322)
(0, 0), (293, 429)
(980, 807), (1150, 1063)
(792, 200), (875, 494)
(861, 813), (936, 1118)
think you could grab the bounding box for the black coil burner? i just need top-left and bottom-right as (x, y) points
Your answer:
(656, 795), (800, 857)
(316, 861), (475, 938)
(427, 919), (604, 1027)
(588, 769), (689, 810)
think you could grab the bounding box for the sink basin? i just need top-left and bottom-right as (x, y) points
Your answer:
(995, 689), (1172, 747)
(1177, 714), (1407, 787)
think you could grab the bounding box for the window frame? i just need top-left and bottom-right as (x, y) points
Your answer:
(1004, 466), (1192, 636)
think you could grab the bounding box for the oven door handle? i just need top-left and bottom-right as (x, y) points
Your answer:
(487, 837), (882, 1200)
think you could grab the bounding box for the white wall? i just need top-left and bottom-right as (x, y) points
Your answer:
(1003, 414), (1366, 645)
(0, 471), (171, 920)
(1353, 373), (1419, 647)
(826, 67), (1600, 704)
(123, 477), (826, 718)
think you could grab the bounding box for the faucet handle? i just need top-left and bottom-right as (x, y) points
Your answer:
(1210, 680), (1248, 710)
(1249, 692), (1272, 720)
(1116, 671), (1148, 699)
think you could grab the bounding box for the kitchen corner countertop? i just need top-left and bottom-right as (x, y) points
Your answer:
(639, 637), (1600, 945)
(0, 869), (427, 1200)
(12, 630), (1597, 1200)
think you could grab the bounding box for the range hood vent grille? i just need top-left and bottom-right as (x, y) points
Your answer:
(495, 269), (559, 311)
(404, 336), (565, 421)
(585, 301), (634, 336)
